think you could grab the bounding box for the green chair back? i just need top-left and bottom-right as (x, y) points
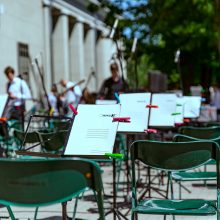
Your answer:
(130, 140), (219, 172)
(0, 158), (105, 219)
(14, 129), (39, 148)
(206, 122), (220, 127)
(49, 120), (72, 131)
(179, 126), (220, 139)
(37, 130), (68, 152)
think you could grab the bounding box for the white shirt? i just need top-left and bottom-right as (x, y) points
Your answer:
(8, 77), (32, 106)
(48, 92), (58, 114)
(65, 81), (82, 107)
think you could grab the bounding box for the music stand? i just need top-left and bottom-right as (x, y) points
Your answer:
(62, 104), (128, 219)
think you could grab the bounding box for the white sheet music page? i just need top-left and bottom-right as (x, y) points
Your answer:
(149, 93), (177, 127)
(175, 97), (184, 124)
(118, 93), (151, 132)
(64, 104), (120, 155)
(95, 100), (117, 105)
(182, 96), (201, 118)
(0, 94), (8, 117)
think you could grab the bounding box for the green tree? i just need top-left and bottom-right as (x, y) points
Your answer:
(90, 0), (220, 94)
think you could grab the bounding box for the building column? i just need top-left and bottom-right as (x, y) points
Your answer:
(96, 37), (117, 89)
(84, 26), (96, 92)
(69, 18), (85, 82)
(43, 2), (52, 90)
(52, 9), (69, 83)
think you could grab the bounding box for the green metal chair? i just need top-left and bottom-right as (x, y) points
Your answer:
(172, 126), (220, 198)
(130, 139), (220, 219)
(14, 128), (39, 150)
(178, 126), (220, 139)
(48, 119), (72, 131)
(0, 157), (105, 220)
(37, 130), (68, 153)
(0, 120), (22, 150)
(172, 134), (217, 199)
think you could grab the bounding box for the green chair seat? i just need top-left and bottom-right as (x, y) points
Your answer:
(133, 199), (216, 215)
(172, 171), (216, 181)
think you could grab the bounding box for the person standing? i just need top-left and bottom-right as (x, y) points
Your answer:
(59, 79), (82, 115)
(98, 62), (129, 100)
(48, 84), (60, 116)
(3, 66), (32, 120)
(211, 84), (220, 121)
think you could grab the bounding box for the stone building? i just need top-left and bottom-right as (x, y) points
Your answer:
(0, 0), (120, 99)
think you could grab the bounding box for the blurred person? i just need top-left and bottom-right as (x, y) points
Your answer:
(48, 84), (60, 115)
(3, 66), (31, 120)
(211, 84), (220, 121)
(59, 79), (82, 115)
(80, 88), (96, 104)
(98, 62), (129, 100)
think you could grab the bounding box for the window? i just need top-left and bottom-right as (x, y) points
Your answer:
(17, 42), (30, 83)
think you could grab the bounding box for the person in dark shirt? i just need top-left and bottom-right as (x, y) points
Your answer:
(98, 62), (129, 100)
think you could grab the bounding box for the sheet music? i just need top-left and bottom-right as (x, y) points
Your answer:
(64, 104), (120, 155)
(149, 93), (177, 127)
(96, 100), (117, 105)
(0, 94), (8, 117)
(182, 96), (201, 118)
(175, 97), (184, 124)
(118, 93), (151, 132)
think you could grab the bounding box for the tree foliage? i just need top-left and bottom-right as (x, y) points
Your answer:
(90, 0), (220, 92)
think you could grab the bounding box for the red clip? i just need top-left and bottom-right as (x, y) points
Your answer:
(0, 117), (7, 122)
(184, 118), (190, 123)
(146, 104), (158, 108)
(113, 117), (131, 122)
(69, 104), (78, 115)
(144, 128), (157, 133)
(175, 122), (183, 127)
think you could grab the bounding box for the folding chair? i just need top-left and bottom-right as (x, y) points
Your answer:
(178, 126), (220, 139)
(37, 130), (68, 153)
(130, 139), (220, 220)
(0, 157), (105, 220)
(48, 119), (72, 131)
(14, 128), (39, 150)
(172, 126), (220, 198)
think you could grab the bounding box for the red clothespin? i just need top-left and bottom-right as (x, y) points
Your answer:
(146, 104), (158, 108)
(69, 104), (78, 115)
(0, 117), (7, 122)
(184, 118), (190, 123)
(175, 122), (183, 127)
(112, 117), (131, 123)
(144, 128), (157, 133)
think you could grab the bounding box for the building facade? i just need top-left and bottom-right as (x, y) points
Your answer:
(0, 0), (119, 99)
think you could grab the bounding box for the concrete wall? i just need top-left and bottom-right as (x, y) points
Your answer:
(0, 0), (44, 98)
(0, 0), (119, 99)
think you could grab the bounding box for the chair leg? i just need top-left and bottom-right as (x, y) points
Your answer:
(131, 211), (137, 220)
(34, 207), (39, 220)
(169, 173), (176, 220)
(96, 190), (105, 220)
(179, 181), (182, 199)
(6, 206), (16, 220)
(72, 196), (79, 220)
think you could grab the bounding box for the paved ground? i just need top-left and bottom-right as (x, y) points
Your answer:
(0, 162), (217, 220)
